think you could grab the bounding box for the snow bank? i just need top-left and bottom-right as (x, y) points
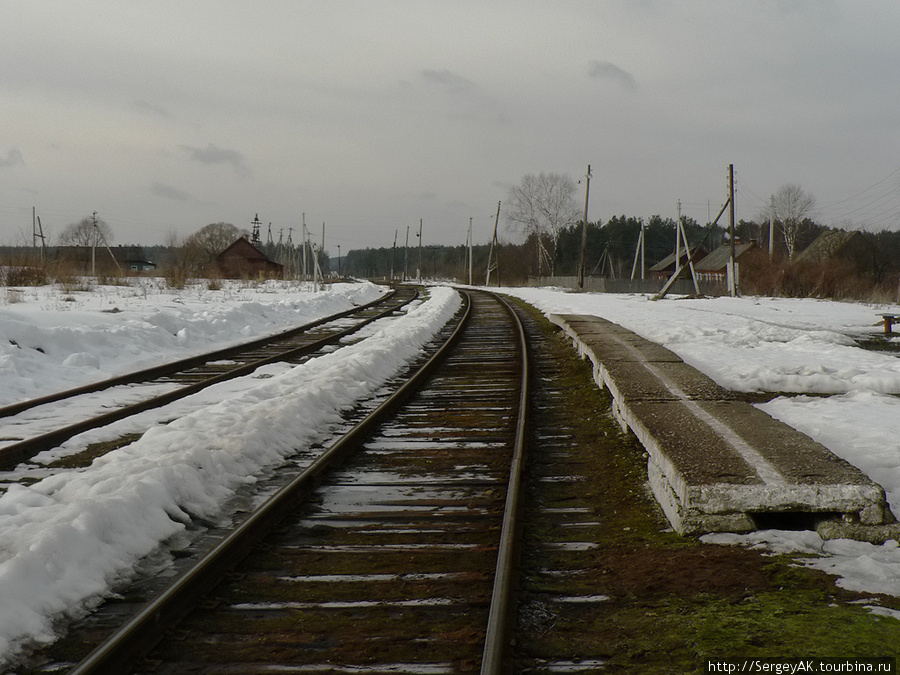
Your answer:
(0, 279), (386, 407)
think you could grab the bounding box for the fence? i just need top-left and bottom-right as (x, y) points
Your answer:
(525, 276), (728, 296)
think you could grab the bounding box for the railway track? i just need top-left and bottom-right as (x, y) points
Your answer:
(0, 285), (419, 472)
(18, 288), (622, 673)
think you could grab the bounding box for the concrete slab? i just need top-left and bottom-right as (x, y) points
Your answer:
(548, 313), (893, 538)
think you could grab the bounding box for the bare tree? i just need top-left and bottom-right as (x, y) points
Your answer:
(59, 216), (113, 247)
(773, 183), (815, 260)
(185, 222), (243, 268)
(506, 172), (579, 275)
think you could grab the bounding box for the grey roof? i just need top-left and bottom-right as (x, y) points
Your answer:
(648, 246), (706, 272)
(793, 230), (862, 264)
(694, 241), (758, 272)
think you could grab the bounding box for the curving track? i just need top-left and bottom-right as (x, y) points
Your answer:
(32, 289), (526, 674)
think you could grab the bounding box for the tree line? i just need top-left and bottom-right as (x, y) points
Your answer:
(342, 213), (900, 300)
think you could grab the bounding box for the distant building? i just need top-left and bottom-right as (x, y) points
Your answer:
(125, 258), (157, 272)
(648, 246), (708, 280)
(793, 230), (872, 273)
(694, 241), (767, 282)
(212, 237), (283, 279)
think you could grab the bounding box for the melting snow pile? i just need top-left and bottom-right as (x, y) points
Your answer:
(0, 279), (459, 664)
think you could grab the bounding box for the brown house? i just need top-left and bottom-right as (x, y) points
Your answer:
(212, 237), (283, 279)
(694, 241), (767, 282)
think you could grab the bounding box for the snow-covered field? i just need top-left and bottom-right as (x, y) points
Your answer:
(500, 287), (900, 605)
(0, 278), (461, 665)
(1, 278), (900, 664)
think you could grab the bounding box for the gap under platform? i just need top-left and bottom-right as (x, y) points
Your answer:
(548, 313), (899, 541)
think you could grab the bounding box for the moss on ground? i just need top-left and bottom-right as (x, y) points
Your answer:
(513, 299), (900, 672)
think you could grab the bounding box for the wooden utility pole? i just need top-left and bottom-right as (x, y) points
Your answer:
(32, 207), (46, 262)
(468, 217), (473, 286)
(301, 213), (308, 280)
(404, 225), (410, 281)
(417, 219), (423, 282)
(769, 195), (775, 260)
(728, 163), (737, 296)
(486, 201), (501, 286)
(578, 164), (592, 289)
(630, 219), (646, 281)
(91, 211), (97, 276)
(675, 200), (682, 274)
(640, 218), (645, 279)
(391, 229), (398, 281)
(655, 204), (700, 299)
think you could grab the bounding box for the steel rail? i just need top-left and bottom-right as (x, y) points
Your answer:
(67, 290), (473, 675)
(480, 292), (531, 675)
(0, 287), (419, 470)
(0, 287), (408, 420)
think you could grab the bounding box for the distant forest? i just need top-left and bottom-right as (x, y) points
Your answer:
(342, 215), (900, 299)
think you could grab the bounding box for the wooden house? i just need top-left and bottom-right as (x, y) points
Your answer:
(793, 230), (872, 274)
(212, 237), (283, 279)
(648, 246), (708, 281)
(694, 241), (766, 282)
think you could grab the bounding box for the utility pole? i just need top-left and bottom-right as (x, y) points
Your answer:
(91, 211), (98, 276)
(301, 213), (307, 280)
(640, 218), (645, 279)
(486, 201), (501, 286)
(337, 245), (341, 277)
(468, 217), (473, 286)
(578, 164), (591, 289)
(404, 225), (410, 282)
(417, 219), (423, 282)
(37, 216), (45, 263)
(728, 163), (737, 297)
(769, 195), (775, 260)
(675, 200), (682, 274)
(391, 229), (398, 281)
(630, 218), (646, 281)
(32, 207), (46, 262)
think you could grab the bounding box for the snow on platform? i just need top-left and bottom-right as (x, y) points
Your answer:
(548, 313), (898, 539)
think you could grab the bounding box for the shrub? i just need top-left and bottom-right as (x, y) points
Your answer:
(5, 266), (49, 286)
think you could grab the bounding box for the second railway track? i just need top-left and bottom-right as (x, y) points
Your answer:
(0, 285), (419, 472)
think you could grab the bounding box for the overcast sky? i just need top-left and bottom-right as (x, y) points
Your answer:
(3, 1), (900, 252)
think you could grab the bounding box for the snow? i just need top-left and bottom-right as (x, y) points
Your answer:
(499, 287), (900, 604)
(0, 278), (460, 664)
(1, 279), (900, 663)
(0, 278), (386, 407)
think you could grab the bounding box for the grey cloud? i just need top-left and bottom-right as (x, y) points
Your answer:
(421, 69), (477, 93)
(182, 143), (249, 174)
(151, 182), (191, 202)
(588, 60), (637, 90)
(0, 148), (25, 168)
(134, 100), (170, 118)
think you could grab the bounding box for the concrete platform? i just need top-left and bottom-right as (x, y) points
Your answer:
(548, 313), (896, 538)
